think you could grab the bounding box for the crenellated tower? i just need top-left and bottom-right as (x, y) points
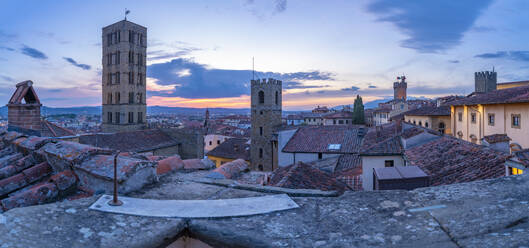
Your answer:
(474, 71), (497, 93)
(250, 78), (282, 171)
(393, 76), (407, 101)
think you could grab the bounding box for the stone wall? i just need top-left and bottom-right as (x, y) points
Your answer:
(160, 128), (204, 159)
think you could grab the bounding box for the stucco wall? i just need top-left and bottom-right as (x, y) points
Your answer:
(361, 155), (405, 191)
(278, 129), (298, 167)
(405, 115), (451, 134)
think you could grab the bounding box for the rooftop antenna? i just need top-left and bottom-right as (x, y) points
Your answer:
(492, 66), (495, 72)
(125, 9), (130, 21)
(252, 57), (255, 80)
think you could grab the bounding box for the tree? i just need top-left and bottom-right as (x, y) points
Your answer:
(352, 95), (365, 124)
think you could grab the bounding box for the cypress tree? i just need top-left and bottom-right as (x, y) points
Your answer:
(352, 95), (365, 124)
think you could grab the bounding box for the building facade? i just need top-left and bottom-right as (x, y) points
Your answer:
(475, 71), (497, 93)
(101, 20), (147, 133)
(250, 78), (282, 171)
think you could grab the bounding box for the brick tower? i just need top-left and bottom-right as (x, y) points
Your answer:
(475, 71), (497, 93)
(7, 81), (42, 136)
(393, 76), (407, 101)
(101, 19), (147, 133)
(250, 78), (282, 171)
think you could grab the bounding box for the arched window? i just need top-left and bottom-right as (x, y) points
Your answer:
(438, 122), (445, 133)
(275, 91), (279, 105)
(425, 122), (429, 128)
(258, 164), (263, 171)
(418, 121), (422, 126)
(258, 91), (265, 104)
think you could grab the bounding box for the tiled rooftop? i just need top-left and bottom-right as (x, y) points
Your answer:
(450, 85), (529, 106)
(269, 162), (349, 192)
(282, 125), (365, 153)
(403, 105), (451, 116)
(323, 111), (353, 119)
(206, 137), (250, 161)
(79, 129), (179, 153)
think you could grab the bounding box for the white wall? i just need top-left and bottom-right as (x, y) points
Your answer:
(361, 155), (405, 191)
(278, 128), (298, 167)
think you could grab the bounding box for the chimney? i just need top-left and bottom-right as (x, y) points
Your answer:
(7, 81), (42, 136)
(395, 119), (402, 134)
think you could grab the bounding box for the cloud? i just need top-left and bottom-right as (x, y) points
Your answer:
(147, 58), (334, 99)
(243, 0), (288, 19)
(0, 75), (14, 83)
(20, 45), (48, 59)
(475, 51), (529, 62)
(368, 85), (377, 88)
(341, 86), (360, 91)
(63, 57), (91, 70)
(0, 46), (15, 51)
(448, 60), (460, 63)
(366, 0), (493, 53)
(147, 48), (200, 61)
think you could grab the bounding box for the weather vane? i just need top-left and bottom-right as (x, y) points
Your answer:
(125, 9), (130, 20)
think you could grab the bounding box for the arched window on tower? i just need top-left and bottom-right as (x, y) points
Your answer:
(258, 91), (265, 104)
(275, 91), (278, 105)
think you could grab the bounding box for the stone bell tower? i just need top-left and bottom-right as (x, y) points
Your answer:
(393, 76), (407, 101)
(250, 78), (282, 171)
(101, 19), (147, 133)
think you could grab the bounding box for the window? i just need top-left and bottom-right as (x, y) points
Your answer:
(458, 112), (463, 122)
(418, 121), (422, 126)
(115, 112), (120, 124)
(338, 120), (344, 124)
(129, 72), (134, 84)
(128, 112), (134, 123)
(328, 144), (341, 150)
(107, 93), (112, 104)
(425, 122), (429, 128)
(260, 111), (263, 115)
(259, 148), (263, 158)
(129, 51), (134, 64)
(400, 104), (404, 110)
(107, 112), (112, 123)
(138, 112), (143, 123)
(333, 120), (336, 125)
(115, 92), (120, 104)
(129, 92), (134, 104)
(258, 165), (263, 171)
(275, 91), (279, 105)
(510, 167), (524, 175)
(217, 140), (220, 145)
(318, 153), (323, 160)
(258, 91), (265, 104)
(413, 120), (416, 125)
(488, 113), (495, 126)
(471, 113), (476, 123)
(438, 122), (445, 133)
(384, 160), (394, 167)
(512, 114), (521, 128)
(116, 51), (120, 64)
(138, 73), (143, 85)
(259, 127), (263, 136)
(209, 141), (212, 146)
(137, 93), (143, 104)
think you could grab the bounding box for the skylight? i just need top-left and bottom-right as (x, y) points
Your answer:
(328, 144), (341, 150)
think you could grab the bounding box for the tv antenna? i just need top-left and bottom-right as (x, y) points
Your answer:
(125, 9), (130, 20)
(252, 57), (255, 80)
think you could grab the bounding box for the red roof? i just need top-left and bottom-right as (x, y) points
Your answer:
(450, 85), (529, 106)
(323, 111), (353, 119)
(269, 162), (349, 191)
(282, 126), (365, 153)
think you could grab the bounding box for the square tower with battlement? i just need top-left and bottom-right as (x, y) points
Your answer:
(250, 78), (282, 171)
(393, 76), (407, 101)
(475, 71), (497, 93)
(101, 19), (147, 133)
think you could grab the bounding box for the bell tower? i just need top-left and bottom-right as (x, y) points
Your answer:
(101, 19), (147, 133)
(250, 78), (282, 171)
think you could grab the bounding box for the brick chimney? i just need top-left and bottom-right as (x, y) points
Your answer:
(7, 81), (42, 135)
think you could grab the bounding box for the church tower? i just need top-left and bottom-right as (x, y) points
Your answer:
(250, 78), (282, 171)
(101, 19), (147, 133)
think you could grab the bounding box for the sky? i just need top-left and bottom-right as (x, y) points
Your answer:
(1, 0), (529, 110)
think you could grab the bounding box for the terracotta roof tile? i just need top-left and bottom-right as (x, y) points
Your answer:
(483, 134), (511, 144)
(206, 159), (248, 179)
(282, 126), (365, 153)
(206, 138), (250, 161)
(79, 129), (179, 153)
(404, 105), (450, 116)
(450, 85), (529, 106)
(269, 162), (349, 191)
